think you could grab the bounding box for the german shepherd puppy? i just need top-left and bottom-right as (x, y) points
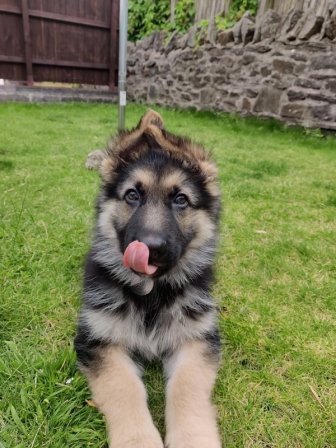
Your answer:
(75, 110), (222, 448)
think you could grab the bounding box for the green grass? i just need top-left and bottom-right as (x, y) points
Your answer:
(0, 103), (335, 448)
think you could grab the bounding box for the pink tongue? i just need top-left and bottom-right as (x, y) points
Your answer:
(123, 241), (158, 275)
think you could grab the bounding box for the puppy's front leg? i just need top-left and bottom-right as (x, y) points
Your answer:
(164, 339), (222, 448)
(86, 345), (163, 448)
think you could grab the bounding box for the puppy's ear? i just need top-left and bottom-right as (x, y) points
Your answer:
(137, 109), (164, 131)
(100, 110), (164, 183)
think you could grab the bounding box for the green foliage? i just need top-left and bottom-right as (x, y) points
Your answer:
(215, 13), (234, 31)
(128, 0), (258, 41)
(173, 0), (195, 34)
(192, 19), (210, 47)
(230, 0), (259, 17)
(128, 0), (170, 41)
(128, 0), (259, 41)
(216, 0), (259, 30)
(128, 0), (194, 41)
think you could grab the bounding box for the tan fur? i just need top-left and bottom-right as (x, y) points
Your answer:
(199, 160), (220, 197)
(138, 109), (164, 130)
(100, 156), (117, 183)
(165, 340), (221, 448)
(117, 167), (156, 199)
(130, 167), (156, 190)
(100, 111), (163, 183)
(160, 170), (187, 191)
(113, 202), (133, 230)
(99, 199), (131, 237)
(87, 346), (163, 448)
(101, 130), (144, 182)
(142, 125), (206, 176)
(141, 202), (166, 231)
(100, 110), (220, 199)
(185, 209), (216, 249)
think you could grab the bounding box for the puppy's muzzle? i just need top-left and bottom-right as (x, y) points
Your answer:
(140, 235), (168, 266)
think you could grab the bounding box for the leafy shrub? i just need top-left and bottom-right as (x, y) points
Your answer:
(216, 0), (259, 30)
(128, 0), (170, 41)
(174, 0), (195, 33)
(128, 0), (258, 41)
(128, 0), (194, 41)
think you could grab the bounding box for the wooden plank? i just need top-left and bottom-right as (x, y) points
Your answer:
(0, 5), (21, 14)
(0, 55), (109, 70)
(30, 9), (110, 29)
(109, 0), (119, 89)
(0, 55), (25, 63)
(0, 12), (24, 56)
(0, 63), (26, 81)
(0, 5), (110, 29)
(34, 65), (110, 85)
(21, 0), (33, 85)
(256, 0), (319, 18)
(195, 0), (226, 21)
(32, 58), (109, 69)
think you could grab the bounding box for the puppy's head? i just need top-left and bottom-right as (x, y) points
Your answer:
(97, 110), (220, 280)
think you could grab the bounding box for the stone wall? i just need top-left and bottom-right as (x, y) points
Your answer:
(127, 6), (336, 130)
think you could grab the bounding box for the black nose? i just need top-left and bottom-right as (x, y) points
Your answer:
(140, 235), (168, 265)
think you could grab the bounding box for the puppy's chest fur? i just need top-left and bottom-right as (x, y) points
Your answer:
(82, 281), (217, 360)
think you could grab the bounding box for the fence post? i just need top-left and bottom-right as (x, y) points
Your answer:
(118, 0), (128, 131)
(109, 0), (119, 91)
(21, 0), (34, 86)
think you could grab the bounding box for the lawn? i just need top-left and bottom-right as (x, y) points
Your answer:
(0, 103), (335, 448)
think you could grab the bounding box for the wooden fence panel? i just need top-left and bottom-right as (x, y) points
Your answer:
(195, 0), (228, 21)
(0, 0), (25, 81)
(0, 0), (119, 89)
(257, 0), (331, 18)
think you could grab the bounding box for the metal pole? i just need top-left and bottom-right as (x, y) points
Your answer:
(118, 0), (128, 131)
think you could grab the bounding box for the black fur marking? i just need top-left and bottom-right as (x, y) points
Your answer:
(83, 251), (217, 334)
(84, 253), (111, 289)
(74, 325), (107, 368)
(190, 265), (214, 289)
(122, 280), (185, 330)
(182, 301), (213, 320)
(85, 248), (216, 315)
(203, 328), (222, 363)
(112, 301), (130, 316)
(129, 350), (146, 370)
(114, 223), (127, 258)
(85, 252), (213, 323)
(84, 255), (130, 316)
(104, 182), (118, 200)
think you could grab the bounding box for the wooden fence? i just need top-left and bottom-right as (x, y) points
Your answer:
(0, 0), (119, 89)
(195, 0), (227, 21)
(257, 0), (333, 18)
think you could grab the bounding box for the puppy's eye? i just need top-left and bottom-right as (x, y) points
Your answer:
(173, 193), (188, 208)
(124, 189), (140, 204)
